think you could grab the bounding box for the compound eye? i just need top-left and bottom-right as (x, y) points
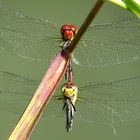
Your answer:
(61, 25), (69, 34)
(69, 25), (77, 33)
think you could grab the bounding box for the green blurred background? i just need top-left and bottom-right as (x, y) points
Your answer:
(0, 0), (140, 139)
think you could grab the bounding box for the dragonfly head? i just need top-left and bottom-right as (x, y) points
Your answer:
(61, 24), (77, 41)
(62, 82), (78, 98)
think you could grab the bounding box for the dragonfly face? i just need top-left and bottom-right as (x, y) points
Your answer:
(61, 24), (77, 41)
(61, 82), (78, 99)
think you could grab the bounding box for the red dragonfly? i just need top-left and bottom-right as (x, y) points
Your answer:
(0, 7), (140, 68)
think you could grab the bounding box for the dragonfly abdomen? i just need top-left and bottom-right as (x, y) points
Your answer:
(65, 99), (76, 132)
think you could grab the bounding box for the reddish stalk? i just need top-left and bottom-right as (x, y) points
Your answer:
(8, 51), (69, 140)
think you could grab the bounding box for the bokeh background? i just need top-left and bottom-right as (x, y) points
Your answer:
(0, 0), (140, 139)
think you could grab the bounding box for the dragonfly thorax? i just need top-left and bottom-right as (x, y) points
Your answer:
(61, 24), (77, 41)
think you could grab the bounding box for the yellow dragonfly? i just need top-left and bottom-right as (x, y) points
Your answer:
(0, 70), (140, 131)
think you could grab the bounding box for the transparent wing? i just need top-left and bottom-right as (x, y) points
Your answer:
(1, 7), (140, 67)
(0, 7), (61, 62)
(0, 72), (140, 124)
(74, 18), (140, 67)
(76, 76), (140, 124)
(0, 71), (39, 113)
(1, 71), (140, 124)
(0, 71), (65, 116)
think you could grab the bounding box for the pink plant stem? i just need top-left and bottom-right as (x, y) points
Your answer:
(8, 51), (70, 140)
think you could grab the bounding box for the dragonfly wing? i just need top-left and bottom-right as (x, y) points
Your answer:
(0, 71), (39, 113)
(0, 71), (65, 117)
(75, 76), (140, 124)
(0, 7), (61, 62)
(73, 18), (140, 67)
(44, 92), (65, 118)
(1, 71), (140, 124)
(0, 71), (39, 93)
(0, 90), (33, 114)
